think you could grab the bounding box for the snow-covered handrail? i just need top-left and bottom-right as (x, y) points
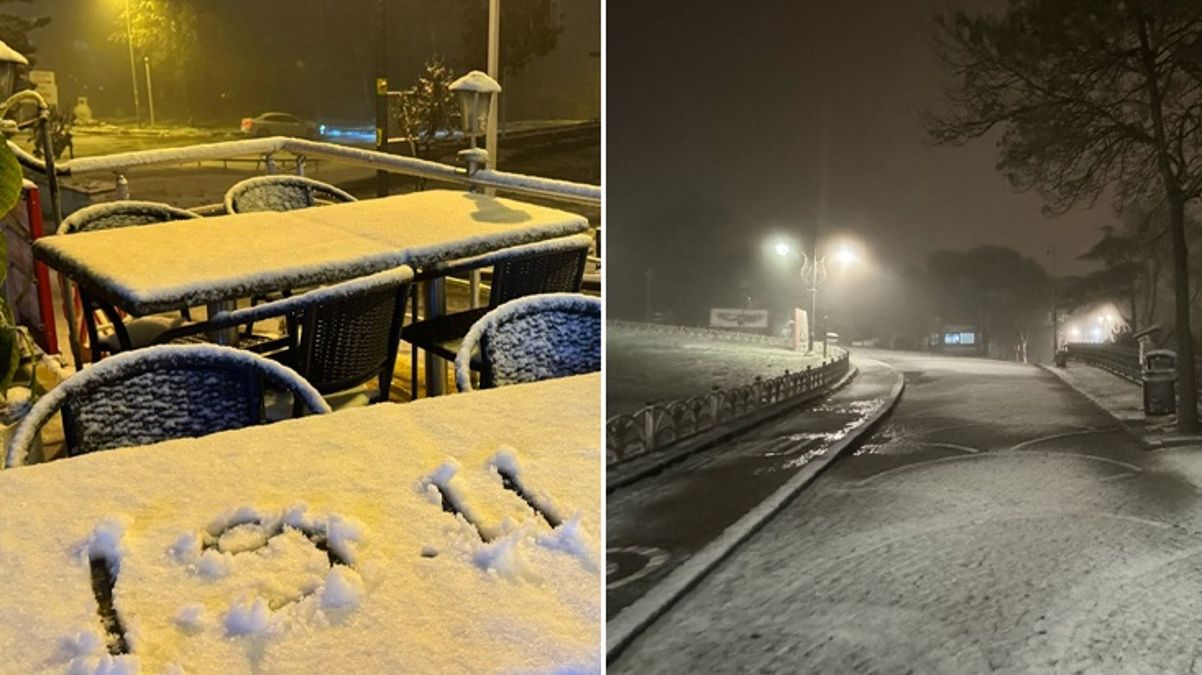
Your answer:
(15, 136), (601, 207)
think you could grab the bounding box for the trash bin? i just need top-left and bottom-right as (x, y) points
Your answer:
(1143, 349), (1177, 416)
(1054, 349), (1067, 368)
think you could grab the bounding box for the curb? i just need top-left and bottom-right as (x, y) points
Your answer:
(605, 359), (906, 662)
(607, 364), (860, 491)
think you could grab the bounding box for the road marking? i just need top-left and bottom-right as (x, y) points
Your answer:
(607, 546), (671, 590)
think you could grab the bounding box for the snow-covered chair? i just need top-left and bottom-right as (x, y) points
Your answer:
(156, 266), (414, 411)
(5, 344), (332, 467)
(60, 201), (204, 361)
(404, 234), (591, 396)
(59, 200), (201, 234)
(454, 293), (601, 392)
(223, 175), (356, 214)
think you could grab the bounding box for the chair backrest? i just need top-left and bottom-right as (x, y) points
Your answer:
(59, 200), (201, 234)
(224, 175), (357, 214)
(195, 266), (414, 396)
(488, 235), (591, 305)
(455, 293), (601, 392)
(295, 273), (410, 395)
(5, 344), (331, 467)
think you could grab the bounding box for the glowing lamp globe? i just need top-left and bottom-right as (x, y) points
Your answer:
(449, 70), (501, 140)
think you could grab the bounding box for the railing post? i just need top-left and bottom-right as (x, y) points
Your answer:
(375, 77), (391, 197)
(642, 407), (656, 451)
(263, 153), (277, 175)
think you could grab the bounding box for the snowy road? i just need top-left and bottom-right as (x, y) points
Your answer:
(612, 350), (1202, 672)
(606, 358), (898, 619)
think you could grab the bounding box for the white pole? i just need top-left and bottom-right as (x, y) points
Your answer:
(486, 0), (500, 172)
(124, 0), (141, 124)
(143, 56), (155, 126)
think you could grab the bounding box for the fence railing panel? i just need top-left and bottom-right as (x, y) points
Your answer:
(606, 350), (851, 466)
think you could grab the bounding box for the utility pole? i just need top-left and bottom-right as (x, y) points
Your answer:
(1049, 245), (1058, 356)
(374, 0), (389, 197)
(644, 268), (653, 320)
(486, 0), (501, 183)
(808, 245), (819, 353)
(143, 56), (155, 126)
(124, 0), (141, 124)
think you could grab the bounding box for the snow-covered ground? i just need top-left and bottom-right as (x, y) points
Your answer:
(606, 322), (845, 416)
(0, 373), (600, 673)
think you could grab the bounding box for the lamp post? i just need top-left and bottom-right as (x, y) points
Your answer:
(449, 70), (502, 183)
(773, 239), (860, 352)
(123, 0), (141, 124)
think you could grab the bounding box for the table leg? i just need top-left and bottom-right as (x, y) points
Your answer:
(424, 278), (447, 396)
(206, 300), (240, 346)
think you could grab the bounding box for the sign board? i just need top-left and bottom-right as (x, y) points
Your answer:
(28, 70), (57, 107)
(709, 308), (769, 329)
(791, 308), (808, 351)
(29, 70), (55, 87)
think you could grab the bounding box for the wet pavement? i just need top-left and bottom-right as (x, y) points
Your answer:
(612, 350), (1202, 673)
(606, 358), (899, 618)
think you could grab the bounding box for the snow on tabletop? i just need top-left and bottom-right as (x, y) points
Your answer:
(0, 373), (601, 674)
(35, 190), (588, 316)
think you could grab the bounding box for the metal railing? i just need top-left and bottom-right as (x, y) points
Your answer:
(1063, 343), (1141, 382)
(606, 349), (850, 466)
(12, 135), (601, 212)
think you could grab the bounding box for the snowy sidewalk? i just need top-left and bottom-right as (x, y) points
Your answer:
(1043, 362), (1187, 447)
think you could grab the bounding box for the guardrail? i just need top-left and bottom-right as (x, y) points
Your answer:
(606, 350), (850, 465)
(11, 135), (601, 211)
(1063, 343), (1141, 381)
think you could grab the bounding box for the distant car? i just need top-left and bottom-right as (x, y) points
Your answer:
(240, 112), (318, 139)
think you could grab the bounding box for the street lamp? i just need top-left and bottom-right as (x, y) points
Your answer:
(449, 70), (501, 179)
(122, 0), (141, 124)
(772, 237), (862, 352)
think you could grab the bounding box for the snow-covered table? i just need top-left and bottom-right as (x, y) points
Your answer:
(34, 190), (589, 316)
(0, 373), (600, 673)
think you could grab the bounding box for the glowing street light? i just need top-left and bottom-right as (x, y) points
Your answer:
(765, 235), (864, 352)
(832, 243), (860, 270)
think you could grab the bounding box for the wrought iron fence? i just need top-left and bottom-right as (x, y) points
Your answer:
(606, 350), (850, 466)
(1063, 343), (1141, 381)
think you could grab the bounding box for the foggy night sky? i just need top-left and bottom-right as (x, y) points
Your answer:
(607, 0), (1106, 317)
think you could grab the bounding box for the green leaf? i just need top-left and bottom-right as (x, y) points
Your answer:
(0, 140), (21, 221)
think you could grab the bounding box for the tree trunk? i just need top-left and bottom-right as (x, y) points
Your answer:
(1169, 194), (1199, 433)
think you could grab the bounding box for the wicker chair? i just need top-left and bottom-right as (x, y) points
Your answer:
(60, 201), (204, 361)
(158, 266), (414, 410)
(454, 293), (601, 392)
(4, 344), (331, 467)
(403, 234), (591, 396)
(223, 175), (356, 214)
(60, 200), (201, 234)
